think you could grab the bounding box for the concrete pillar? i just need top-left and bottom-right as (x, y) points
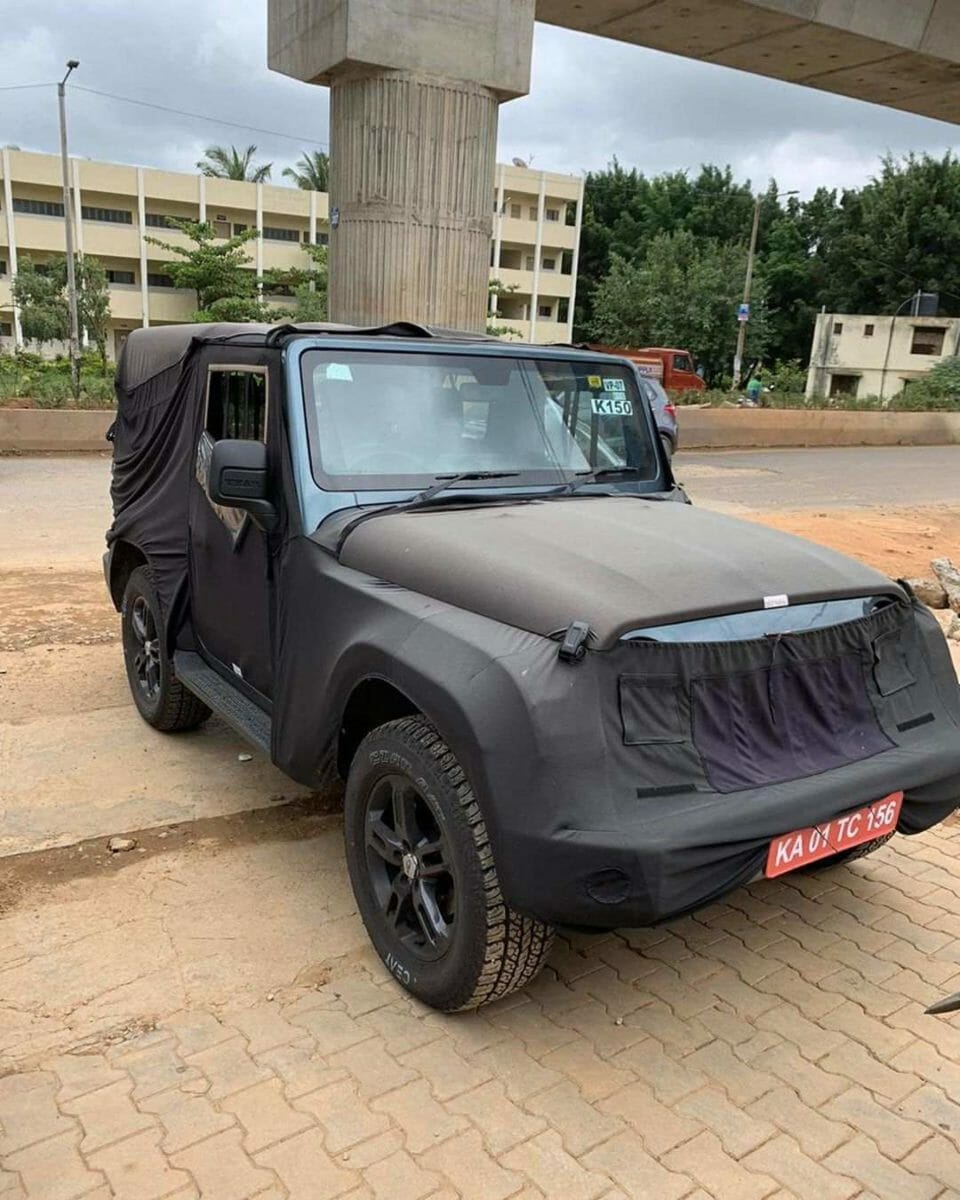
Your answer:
(268, 0), (535, 331)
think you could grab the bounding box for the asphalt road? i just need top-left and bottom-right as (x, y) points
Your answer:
(2, 446), (960, 564)
(675, 445), (960, 512)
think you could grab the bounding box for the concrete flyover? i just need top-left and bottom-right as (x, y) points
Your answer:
(268, 1), (960, 328)
(536, 0), (960, 125)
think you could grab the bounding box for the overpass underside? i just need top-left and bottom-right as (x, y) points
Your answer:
(536, 0), (960, 125)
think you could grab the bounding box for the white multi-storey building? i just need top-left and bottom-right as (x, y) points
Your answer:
(0, 148), (584, 358)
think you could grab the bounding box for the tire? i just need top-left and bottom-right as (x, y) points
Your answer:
(660, 433), (674, 460)
(344, 716), (554, 1011)
(121, 566), (210, 732)
(800, 831), (895, 872)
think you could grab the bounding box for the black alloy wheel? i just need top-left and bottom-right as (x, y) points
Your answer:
(121, 566), (210, 732)
(129, 594), (162, 704)
(364, 774), (456, 962)
(344, 716), (554, 1011)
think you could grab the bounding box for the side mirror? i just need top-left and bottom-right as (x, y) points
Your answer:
(207, 439), (278, 532)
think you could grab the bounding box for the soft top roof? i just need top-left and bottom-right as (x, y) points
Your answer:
(116, 320), (499, 394)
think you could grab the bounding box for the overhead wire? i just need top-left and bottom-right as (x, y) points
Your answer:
(70, 85), (329, 148)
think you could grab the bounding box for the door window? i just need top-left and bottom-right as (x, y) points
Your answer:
(206, 369), (267, 441)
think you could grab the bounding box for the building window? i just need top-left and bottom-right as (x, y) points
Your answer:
(233, 223), (248, 236)
(206, 369), (267, 442)
(557, 298), (569, 324)
(833, 321), (843, 336)
(529, 207), (538, 220)
(561, 250), (573, 275)
(829, 373), (859, 398)
(542, 257), (556, 271)
(262, 225), (301, 242)
(81, 206), (133, 224)
(545, 208), (560, 221)
(0, 259), (6, 275)
(317, 233), (329, 246)
(13, 197), (65, 217)
(911, 326), (945, 355)
(212, 220), (231, 238)
(524, 255), (534, 271)
(144, 213), (175, 228)
(106, 269), (135, 285)
(537, 303), (553, 319)
(863, 323), (875, 337)
(147, 272), (175, 288)
(0, 321), (12, 337)
(510, 203), (522, 219)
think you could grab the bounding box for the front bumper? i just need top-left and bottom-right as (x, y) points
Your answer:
(503, 759), (960, 928)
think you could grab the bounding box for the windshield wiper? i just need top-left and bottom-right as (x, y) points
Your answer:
(406, 471), (521, 507)
(549, 466), (647, 496)
(334, 471), (520, 555)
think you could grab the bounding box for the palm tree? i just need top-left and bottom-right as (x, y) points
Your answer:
(197, 144), (272, 183)
(282, 150), (330, 191)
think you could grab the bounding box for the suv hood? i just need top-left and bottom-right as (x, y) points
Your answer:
(336, 497), (901, 648)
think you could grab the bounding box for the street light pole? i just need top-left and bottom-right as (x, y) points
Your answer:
(731, 188), (800, 391)
(58, 59), (80, 399)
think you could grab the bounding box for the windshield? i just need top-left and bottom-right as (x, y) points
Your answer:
(300, 349), (660, 491)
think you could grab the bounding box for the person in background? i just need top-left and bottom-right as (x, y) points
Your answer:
(745, 374), (763, 406)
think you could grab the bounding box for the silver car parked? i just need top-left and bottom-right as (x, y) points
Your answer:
(635, 371), (678, 459)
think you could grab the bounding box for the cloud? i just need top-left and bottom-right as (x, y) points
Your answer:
(3, 5), (959, 196)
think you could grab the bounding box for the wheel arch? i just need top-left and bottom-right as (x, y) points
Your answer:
(337, 675), (423, 778)
(107, 540), (148, 610)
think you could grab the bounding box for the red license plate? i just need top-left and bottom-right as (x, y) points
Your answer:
(765, 791), (903, 878)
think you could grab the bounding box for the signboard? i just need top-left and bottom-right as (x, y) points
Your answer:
(330, 207), (340, 229)
(737, 302), (750, 323)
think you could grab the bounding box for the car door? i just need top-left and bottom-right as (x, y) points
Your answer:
(189, 363), (274, 701)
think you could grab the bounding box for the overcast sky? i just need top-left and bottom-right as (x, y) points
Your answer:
(4, 1), (960, 198)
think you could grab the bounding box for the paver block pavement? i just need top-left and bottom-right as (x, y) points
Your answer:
(5, 810), (960, 1200)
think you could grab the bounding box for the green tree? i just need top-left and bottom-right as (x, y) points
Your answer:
(144, 219), (262, 317)
(75, 256), (111, 373)
(264, 242), (328, 321)
(12, 259), (68, 350)
(590, 231), (770, 384)
(575, 161), (761, 336)
(197, 143), (272, 182)
(282, 151), (330, 191)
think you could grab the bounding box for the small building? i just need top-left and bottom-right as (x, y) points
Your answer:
(806, 312), (960, 401)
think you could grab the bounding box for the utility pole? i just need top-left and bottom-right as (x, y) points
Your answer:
(58, 59), (80, 399)
(732, 188), (798, 390)
(732, 196), (761, 391)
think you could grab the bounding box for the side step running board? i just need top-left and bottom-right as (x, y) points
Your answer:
(173, 651), (271, 756)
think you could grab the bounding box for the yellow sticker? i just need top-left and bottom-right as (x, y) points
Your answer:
(587, 375), (602, 390)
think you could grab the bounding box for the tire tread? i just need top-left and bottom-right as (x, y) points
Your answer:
(358, 715), (554, 1010)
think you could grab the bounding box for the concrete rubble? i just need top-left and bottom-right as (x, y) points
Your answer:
(931, 557), (960, 613)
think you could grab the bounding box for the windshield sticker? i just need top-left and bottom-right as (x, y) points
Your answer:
(325, 363), (353, 381)
(764, 594), (789, 609)
(586, 374), (602, 390)
(591, 395), (634, 416)
(603, 377), (626, 393)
